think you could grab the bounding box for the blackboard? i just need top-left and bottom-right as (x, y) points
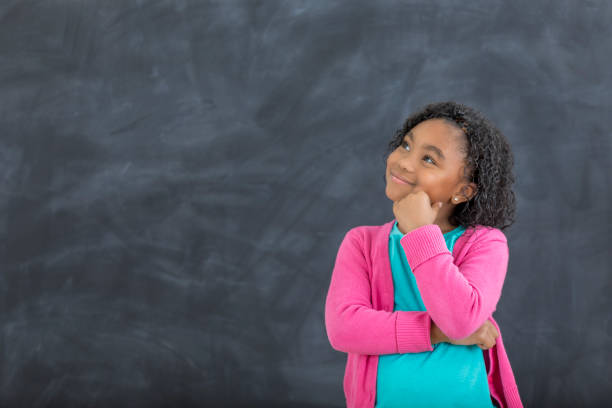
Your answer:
(1, 0), (610, 407)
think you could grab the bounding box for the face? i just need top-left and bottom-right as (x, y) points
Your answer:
(385, 118), (477, 224)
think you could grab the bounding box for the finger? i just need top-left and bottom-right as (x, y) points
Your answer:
(485, 337), (496, 349)
(478, 335), (495, 350)
(485, 323), (499, 340)
(488, 329), (499, 341)
(487, 321), (499, 338)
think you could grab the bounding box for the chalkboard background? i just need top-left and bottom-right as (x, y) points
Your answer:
(1, 0), (611, 407)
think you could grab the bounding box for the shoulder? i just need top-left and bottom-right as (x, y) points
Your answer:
(339, 220), (393, 256)
(461, 224), (507, 245)
(455, 225), (508, 259)
(335, 224), (382, 266)
(478, 225), (507, 242)
(344, 220), (394, 242)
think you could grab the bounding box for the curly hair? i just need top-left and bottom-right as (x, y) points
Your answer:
(382, 101), (516, 233)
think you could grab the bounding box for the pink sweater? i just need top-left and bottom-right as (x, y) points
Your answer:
(324, 219), (523, 408)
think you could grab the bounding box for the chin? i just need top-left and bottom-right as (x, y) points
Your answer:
(385, 185), (399, 202)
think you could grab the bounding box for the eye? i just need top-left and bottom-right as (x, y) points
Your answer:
(400, 141), (436, 165)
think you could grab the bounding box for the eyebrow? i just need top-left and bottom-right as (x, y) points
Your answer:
(405, 131), (446, 161)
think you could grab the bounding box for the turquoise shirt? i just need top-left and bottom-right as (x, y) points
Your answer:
(375, 221), (495, 408)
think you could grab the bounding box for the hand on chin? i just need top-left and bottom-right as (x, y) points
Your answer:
(392, 190), (444, 234)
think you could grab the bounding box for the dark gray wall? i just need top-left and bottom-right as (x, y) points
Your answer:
(1, 0), (610, 407)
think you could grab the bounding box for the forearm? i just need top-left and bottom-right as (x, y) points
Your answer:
(429, 320), (450, 345)
(326, 228), (436, 355)
(325, 300), (435, 354)
(400, 224), (509, 340)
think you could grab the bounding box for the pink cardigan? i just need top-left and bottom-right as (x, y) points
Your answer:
(324, 219), (523, 408)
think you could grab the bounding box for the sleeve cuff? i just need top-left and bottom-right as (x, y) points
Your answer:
(396, 311), (434, 353)
(399, 224), (450, 271)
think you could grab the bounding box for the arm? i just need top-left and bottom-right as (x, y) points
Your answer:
(429, 320), (450, 345)
(325, 228), (434, 355)
(399, 224), (508, 341)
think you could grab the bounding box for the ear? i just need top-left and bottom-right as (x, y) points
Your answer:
(457, 182), (478, 202)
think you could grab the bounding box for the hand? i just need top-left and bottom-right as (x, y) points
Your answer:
(431, 320), (499, 351)
(393, 190), (444, 234)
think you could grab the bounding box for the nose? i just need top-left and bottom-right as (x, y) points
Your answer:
(397, 153), (416, 173)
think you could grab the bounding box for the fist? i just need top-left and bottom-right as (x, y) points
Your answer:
(449, 320), (500, 350)
(392, 190), (444, 234)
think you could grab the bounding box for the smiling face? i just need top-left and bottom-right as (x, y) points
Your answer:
(385, 118), (477, 229)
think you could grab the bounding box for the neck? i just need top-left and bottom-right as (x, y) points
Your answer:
(395, 220), (456, 235)
(439, 223), (458, 233)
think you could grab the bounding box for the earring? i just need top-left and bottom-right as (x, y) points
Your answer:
(454, 197), (459, 202)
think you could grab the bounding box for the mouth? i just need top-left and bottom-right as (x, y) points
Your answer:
(390, 171), (415, 186)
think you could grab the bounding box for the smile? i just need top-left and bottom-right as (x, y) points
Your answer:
(390, 172), (415, 186)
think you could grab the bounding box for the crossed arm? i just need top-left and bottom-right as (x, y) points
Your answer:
(324, 224), (508, 355)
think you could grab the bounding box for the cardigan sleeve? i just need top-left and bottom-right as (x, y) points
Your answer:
(324, 228), (434, 355)
(399, 224), (509, 341)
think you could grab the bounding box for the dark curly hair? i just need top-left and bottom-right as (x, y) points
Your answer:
(382, 101), (516, 233)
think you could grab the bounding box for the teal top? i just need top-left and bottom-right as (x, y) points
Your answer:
(375, 221), (495, 408)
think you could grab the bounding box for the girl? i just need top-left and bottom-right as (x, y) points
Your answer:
(324, 101), (523, 408)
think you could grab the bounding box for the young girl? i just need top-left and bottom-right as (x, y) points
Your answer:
(324, 101), (523, 408)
